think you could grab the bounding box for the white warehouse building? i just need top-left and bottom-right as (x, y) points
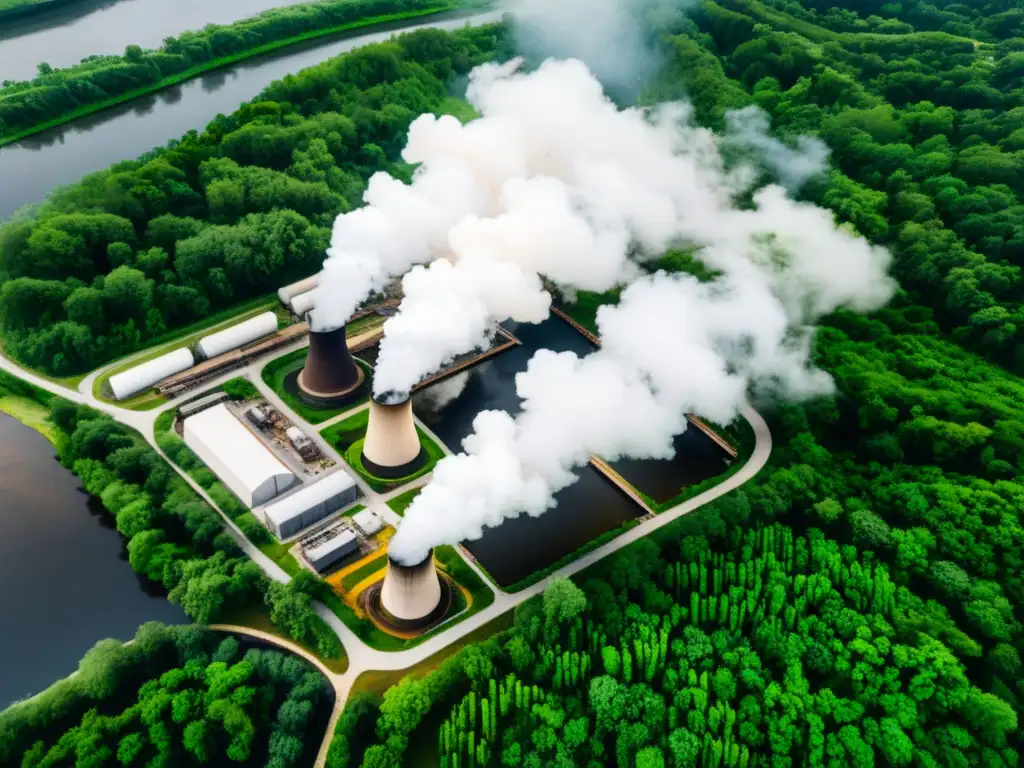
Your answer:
(289, 290), (316, 318)
(262, 470), (359, 539)
(196, 312), (278, 360)
(278, 274), (320, 306)
(109, 348), (194, 400)
(183, 404), (297, 507)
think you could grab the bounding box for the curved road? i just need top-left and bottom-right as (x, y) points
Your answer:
(0, 343), (771, 766)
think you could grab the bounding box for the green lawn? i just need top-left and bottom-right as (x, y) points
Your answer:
(94, 296), (279, 408)
(261, 349), (373, 424)
(340, 556), (388, 590)
(386, 488), (422, 517)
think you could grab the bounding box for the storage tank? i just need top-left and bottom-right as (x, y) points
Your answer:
(278, 273), (320, 306)
(196, 312), (277, 360)
(109, 348), (194, 400)
(380, 549), (442, 624)
(290, 290), (317, 318)
(361, 390), (424, 478)
(297, 325), (364, 401)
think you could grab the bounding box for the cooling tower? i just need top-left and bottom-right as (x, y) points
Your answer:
(361, 391), (425, 478)
(298, 325), (364, 401)
(380, 549), (442, 624)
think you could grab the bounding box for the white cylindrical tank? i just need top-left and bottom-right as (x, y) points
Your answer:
(362, 391), (422, 473)
(278, 273), (320, 305)
(380, 549), (442, 622)
(109, 348), (194, 400)
(290, 290), (316, 318)
(196, 312), (277, 360)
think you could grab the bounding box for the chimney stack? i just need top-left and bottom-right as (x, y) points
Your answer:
(380, 549), (442, 624)
(361, 390), (425, 478)
(298, 325), (364, 401)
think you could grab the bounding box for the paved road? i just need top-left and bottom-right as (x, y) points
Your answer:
(0, 341), (772, 767)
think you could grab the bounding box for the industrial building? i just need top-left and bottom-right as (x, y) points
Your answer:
(109, 348), (194, 400)
(353, 508), (383, 537)
(362, 390), (425, 478)
(290, 291), (316, 318)
(261, 470), (359, 539)
(286, 426), (317, 461)
(183, 404), (297, 507)
(278, 274), (320, 307)
(302, 528), (359, 573)
(297, 324), (364, 402)
(178, 391), (230, 420)
(196, 312), (278, 360)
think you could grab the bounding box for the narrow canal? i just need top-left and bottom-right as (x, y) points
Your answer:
(0, 413), (185, 708)
(412, 317), (731, 587)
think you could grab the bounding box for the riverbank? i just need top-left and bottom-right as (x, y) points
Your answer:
(0, 0), (90, 23)
(0, 3), (471, 148)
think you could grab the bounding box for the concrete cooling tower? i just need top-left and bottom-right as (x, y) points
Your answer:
(379, 549), (442, 625)
(361, 390), (426, 478)
(298, 325), (364, 402)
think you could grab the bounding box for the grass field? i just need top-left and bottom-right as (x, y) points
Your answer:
(340, 555), (388, 590)
(386, 488), (422, 517)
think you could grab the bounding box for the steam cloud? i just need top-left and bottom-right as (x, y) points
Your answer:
(382, 69), (893, 564)
(724, 106), (831, 192)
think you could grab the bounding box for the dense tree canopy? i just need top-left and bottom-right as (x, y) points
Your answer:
(0, 22), (510, 374)
(0, 624), (330, 768)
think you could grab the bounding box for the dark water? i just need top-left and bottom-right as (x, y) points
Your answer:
(0, 412), (185, 708)
(0, 10), (502, 222)
(0, 0), (329, 82)
(412, 317), (729, 587)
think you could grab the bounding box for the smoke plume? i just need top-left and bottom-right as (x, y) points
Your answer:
(724, 106), (831, 192)
(391, 240), (893, 563)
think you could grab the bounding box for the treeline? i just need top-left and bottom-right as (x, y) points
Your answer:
(0, 0), (455, 140)
(0, 623), (331, 768)
(644, 0), (1024, 374)
(49, 398), (343, 660)
(0, 23), (510, 375)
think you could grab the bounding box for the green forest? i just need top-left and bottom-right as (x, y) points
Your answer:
(0, 0), (459, 142)
(0, 624), (332, 768)
(1, 0), (1023, 764)
(0, 23), (509, 375)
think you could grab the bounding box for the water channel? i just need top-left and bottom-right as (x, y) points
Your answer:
(0, 412), (185, 708)
(0, 0), (343, 82)
(0, 9), (503, 222)
(413, 317), (731, 587)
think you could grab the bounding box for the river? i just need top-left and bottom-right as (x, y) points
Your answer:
(0, 9), (503, 222)
(412, 317), (730, 587)
(0, 0), (334, 82)
(0, 412), (185, 708)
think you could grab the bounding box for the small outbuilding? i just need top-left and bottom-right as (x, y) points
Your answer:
(262, 470), (359, 539)
(183, 404), (297, 508)
(303, 529), (358, 573)
(353, 508), (383, 537)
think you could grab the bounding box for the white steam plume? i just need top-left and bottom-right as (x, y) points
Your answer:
(724, 106), (830, 192)
(391, 246), (893, 564)
(371, 60), (868, 398)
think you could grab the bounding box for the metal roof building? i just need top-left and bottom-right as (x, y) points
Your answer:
(196, 312), (278, 360)
(109, 348), (194, 400)
(303, 529), (359, 573)
(262, 470), (359, 540)
(178, 391), (230, 420)
(279, 274), (320, 306)
(353, 508), (384, 537)
(183, 404), (297, 508)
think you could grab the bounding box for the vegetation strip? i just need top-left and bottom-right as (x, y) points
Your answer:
(0, 2), (463, 147)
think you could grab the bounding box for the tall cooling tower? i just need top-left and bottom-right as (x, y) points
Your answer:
(298, 325), (364, 400)
(380, 549), (442, 624)
(361, 390), (425, 478)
